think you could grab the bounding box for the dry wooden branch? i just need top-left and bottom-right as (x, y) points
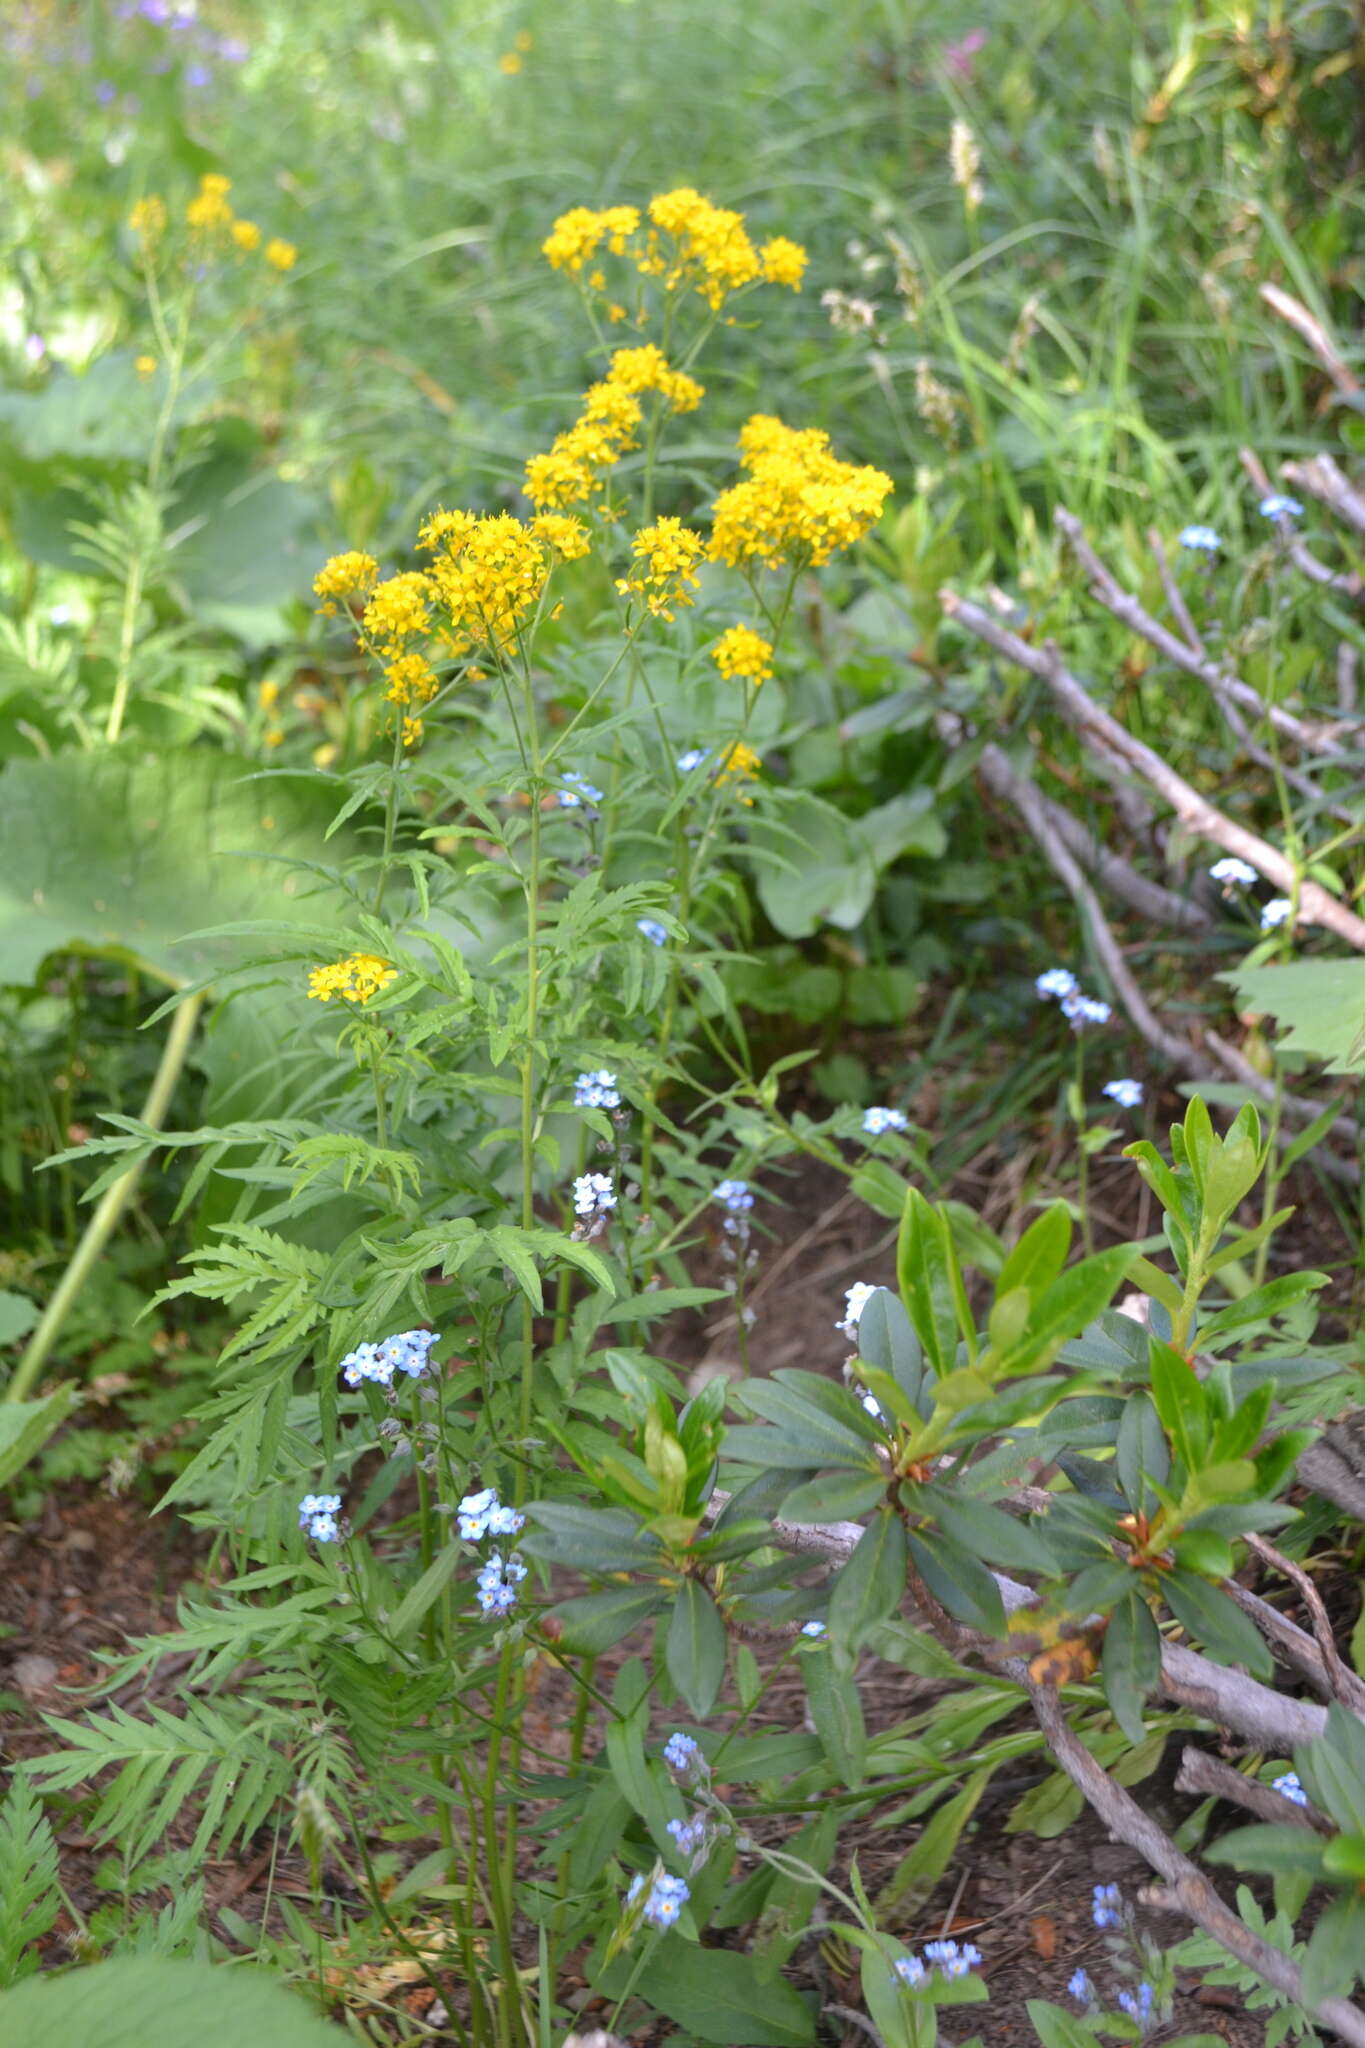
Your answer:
(1173, 1744), (1329, 1832)
(1299, 1429), (1365, 1525)
(1055, 508), (1350, 757)
(939, 588), (1365, 953)
(1027, 1680), (1365, 2046)
(1245, 1533), (1362, 1710)
(1281, 455), (1365, 541)
(1219, 1578), (1365, 1713)
(1259, 285), (1363, 403)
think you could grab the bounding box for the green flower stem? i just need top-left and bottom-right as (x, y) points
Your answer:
(6, 987), (205, 1405)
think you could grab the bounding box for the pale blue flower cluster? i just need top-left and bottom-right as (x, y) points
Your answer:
(637, 917), (668, 946)
(1035, 968), (1078, 999)
(574, 1068), (621, 1109)
(557, 771), (603, 808)
(626, 1870), (689, 1930)
(1259, 494), (1303, 520)
(1063, 991), (1112, 1029)
(663, 1731), (706, 1782)
(573, 1171), (616, 1217)
(677, 748), (710, 773)
(1118, 1983), (1156, 2028)
(1261, 896), (1293, 930)
(1178, 524), (1221, 553)
(339, 1329), (438, 1390)
(666, 1813), (709, 1858)
(1092, 1882), (1123, 1930)
(1067, 1969), (1095, 2005)
(863, 1106), (908, 1136)
(298, 1493), (342, 1543)
(1102, 1078), (1143, 1110)
(895, 1940), (982, 1986)
(456, 1487), (525, 1542)
(800, 1619), (827, 1638)
(1210, 856), (1258, 888)
(1274, 1771), (1308, 1807)
(713, 1179), (754, 1214)
(475, 1549), (527, 1615)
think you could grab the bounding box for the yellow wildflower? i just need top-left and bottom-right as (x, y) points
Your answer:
(498, 50), (522, 73)
(135, 354), (158, 379)
(542, 204), (640, 274)
(384, 651), (440, 710)
(307, 953), (397, 1005)
(605, 343), (703, 413)
(582, 378), (643, 444)
(186, 172), (234, 234)
(711, 623), (774, 686)
(401, 716), (424, 747)
(515, 29), (533, 50)
(361, 571), (434, 657)
(616, 517), (705, 620)
(588, 269), (606, 290)
(646, 187), (760, 310)
(715, 741), (762, 801)
(523, 411), (630, 510)
(265, 238), (298, 271)
(420, 510), (549, 652)
(532, 514), (592, 561)
(760, 236), (808, 290)
(313, 550), (380, 616)
(607, 302), (627, 323)
(231, 218), (261, 251)
(128, 195), (167, 245)
(709, 413), (893, 570)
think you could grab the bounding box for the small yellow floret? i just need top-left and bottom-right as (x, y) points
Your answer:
(616, 517), (705, 620)
(760, 237), (808, 289)
(715, 741), (762, 801)
(711, 623), (774, 686)
(498, 51), (522, 73)
(135, 354), (158, 379)
(313, 550), (380, 616)
(709, 413), (893, 570)
(532, 514), (592, 561)
(231, 219), (261, 251)
(265, 238), (298, 271)
(542, 204), (641, 274)
(362, 572), (434, 656)
(307, 953), (397, 1005)
(186, 173), (234, 234)
(128, 195), (167, 243)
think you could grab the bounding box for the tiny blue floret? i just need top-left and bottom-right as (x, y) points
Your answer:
(1178, 524), (1221, 553)
(1117, 1983), (1156, 2028)
(1092, 1882), (1123, 1929)
(298, 1493), (343, 1543)
(625, 1870), (690, 1930)
(863, 1106), (908, 1136)
(637, 917), (668, 946)
(894, 1955), (928, 1987)
(1102, 1078), (1143, 1110)
(663, 1732), (705, 1780)
(573, 1171), (616, 1217)
(1274, 1771), (1309, 1807)
(1062, 991), (1112, 1029)
(1035, 968), (1079, 1000)
(800, 1619), (827, 1638)
(557, 771), (604, 808)
(1068, 1969), (1095, 2005)
(1259, 494), (1303, 520)
(677, 747), (710, 773)
(1261, 896), (1293, 930)
(1210, 856), (1258, 888)
(574, 1069), (621, 1109)
(713, 1178), (754, 1213)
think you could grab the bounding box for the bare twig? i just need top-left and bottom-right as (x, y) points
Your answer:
(1202, 1031), (1360, 1179)
(1055, 509), (1350, 757)
(939, 588), (1365, 952)
(1239, 447), (1364, 599)
(1259, 284), (1362, 403)
(1026, 1681), (1365, 2047)
(1281, 455), (1365, 541)
(1299, 1429), (1365, 1524)
(1220, 1577), (1365, 1710)
(1245, 1533), (1364, 1710)
(1147, 527), (1206, 653)
(1174, 1745), (1329, 1831)
(1338, 642), (1360, 715)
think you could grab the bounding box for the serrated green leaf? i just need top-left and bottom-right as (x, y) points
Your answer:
(0, 1959), (348, 2046)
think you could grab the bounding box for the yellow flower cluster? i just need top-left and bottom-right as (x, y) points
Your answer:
(418, 510), (550, 654)
(313, 551), (380, 616)
(711, 623), (774, 686)
(307, 953), (397, 1005)
(616, 517), (705, 620)
(715, 741), (762, 802)
(132, 177), (298, 273)
(542, 190), (807, 315)
(523, 341), (701, 510)
(605, 343), (704, 414)
(360, 571), (434, 660)
(531, 513), (592, 560)
(709, 414), (893, 570)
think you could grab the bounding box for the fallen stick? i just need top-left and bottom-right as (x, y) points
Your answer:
(1173, 1744), (1329, 1831)
(1281, 454), (1365, 541)
(939, 588), (1365, 952)
(1238, 447), (1363, 600)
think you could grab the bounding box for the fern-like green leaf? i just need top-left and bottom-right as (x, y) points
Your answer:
(0, 1770), (61, 1986)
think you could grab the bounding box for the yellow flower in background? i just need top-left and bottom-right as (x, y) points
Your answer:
(186, 172), (234, 233)
(265, 238), (298, 271)
(231, 218), (261, 251)
(361, 571), (434, 657)
(531, 514), (592, 560)
(515, 29), (533, 50)
(498, 51), (522, 73)
(128, 195), (167, 245)
(605, 343), (703, 413)
(715, 741), (762, 800)
(711, 623), (774, 686)
(314, 550), (380, 615)
(616, 517), (705, 619)
(134, 354), (158, 379)
(542, 204), (641, 274)
(759, 236), (808, 290)
(419, 511), (549, 652)
(582, 378), (643, 444)
(645, 187), (760, 309)
(709, 413), (893, 569)
(307, 954), (398, 1005)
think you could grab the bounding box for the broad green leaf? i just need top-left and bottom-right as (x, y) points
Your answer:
(1197, 1272), (1327, 1346)
(1026, 2000), (1105, 2048)
(550, 1586), (667, 1655)
(0, 1384), (80, 1493)
(876, 1768), (992, 1910)
(1102, 1592), (1161, 1744)
(988, 1245), (1135, 1378)
(666, 1581), (727, 1719)
(388, 1544), (462, 1642)
(779, 1470), (889, 1523)
(745, 792), (876, 939)
(1115, 1392), (1169, 1514)
(1204, 1823), (1326, 1879)
(0, 1292), (39, 1346)
(625, 1943), (817, 2045)
(907, 1529), (1005, 1637)
(803, 1637), (867, 1789)
(1149, 1340), (1207, 1471)
(897, 1188), (975, 1374)
(829, 1512), (908, 1652)
(1220, 960), (1365, 1075)
(996, 1202), (1072, 1302)
(1301, 1894), (1365, 2007)
(851, 1160), (914, 1221)
(1162, 1572), (1273, 1678)
(856, 1288), (925, 1409)
(0, 750), (356, 989)
(0, 1959), (347, 2045)
(520, 1502), (666, 1573)
(925, 1490), (1058, 1577)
